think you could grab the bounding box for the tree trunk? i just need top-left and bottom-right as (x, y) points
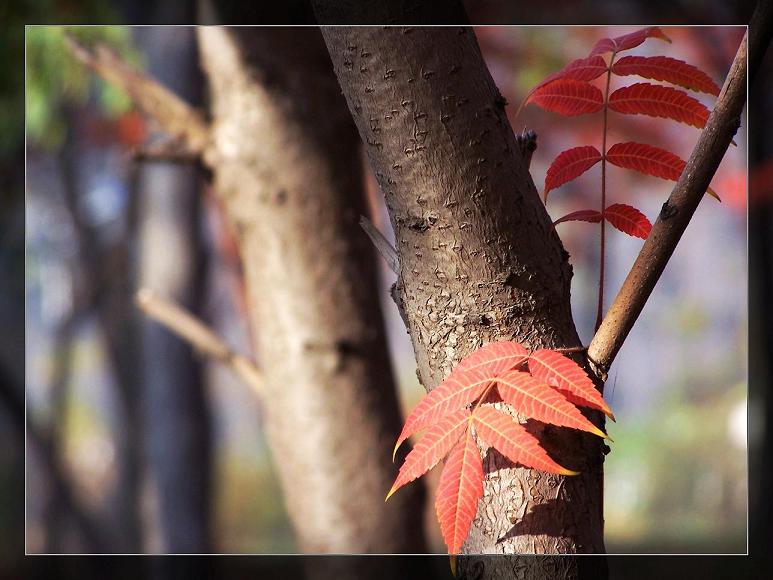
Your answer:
(196, 27), (427, 556)
(320, 25), (607, 563)
(135, 27), (212, 553)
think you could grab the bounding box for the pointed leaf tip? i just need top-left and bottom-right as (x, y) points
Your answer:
(528, 349), (613, 417)
(435, 432), (484, 554)
(544, 146), (602, 196)
(605, 203), (652, 239)
(495, 370), (609, 437)
(608, 83), (709, 129)
(472, 405), (576, 474)
(606, 142), (720, 203)
(390, 409), (470, 499)
(553, 209), (603, 227)
(612, 55), (721, 96)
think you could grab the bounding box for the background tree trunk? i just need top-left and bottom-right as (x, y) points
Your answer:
(196, 27), (428, 557)
(135, 27), (212, 553)
(320, 25), (607, 564)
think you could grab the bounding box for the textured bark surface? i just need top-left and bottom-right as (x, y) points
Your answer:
(197, 27), (427, 555)
(322, 26), (606, 560)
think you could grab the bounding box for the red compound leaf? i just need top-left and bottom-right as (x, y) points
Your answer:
(612, 55), (721, 96)
(526, 79), (604, 117)
(605, 203), (652, 239)
(544, 146), (602, 199)
(608, 82), (709, 129)
(435, 430), (484, 554)
(589, 26), (671, 57)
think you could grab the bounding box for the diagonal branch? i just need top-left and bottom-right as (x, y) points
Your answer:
(135, 288), (264, 397)
(588, 1), (773, 375)
(65, 35), (211, 157)
(359, 215), (399, 275)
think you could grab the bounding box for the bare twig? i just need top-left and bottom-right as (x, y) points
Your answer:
(65, 35), (210, 157)
(135, 288), (263, 397)
(359, 215), (399, 274)
(515, 129), (537, 171)
(588, 2), (772, 375)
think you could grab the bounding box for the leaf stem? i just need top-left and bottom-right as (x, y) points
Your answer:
(595, 52), (616, 332)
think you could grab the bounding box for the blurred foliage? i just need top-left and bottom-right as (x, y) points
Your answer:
(26, 25), (141, 149)
(0, 0), (130, 156)
(605, 382), (747, 553)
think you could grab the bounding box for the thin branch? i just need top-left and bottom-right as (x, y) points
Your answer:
(65, 35), (210, 157)
(359, 214), (399, 275)
(135, 288), (264, 397)
(514, 129), (538, 171)
(588, 3), (772, 375)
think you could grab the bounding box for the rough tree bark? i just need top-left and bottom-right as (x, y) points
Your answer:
(196, 27), (427, 556)
(320, 25), (607, 568)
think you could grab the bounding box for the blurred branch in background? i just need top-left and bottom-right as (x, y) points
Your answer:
(136, 289), (263, 397)
(133, 25), (212, 554)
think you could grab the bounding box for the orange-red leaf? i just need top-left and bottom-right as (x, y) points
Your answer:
(435, 430), (483, 554)
(606, 142), (721, 201)
(605, 203), (652, 239)
(527, 79), (604, 117)
(608, 83), (709, 128)
(528, 349), (614, 419)
(456, 341), (529, 376)
(612, 55), (720, 96)
(544, 146), (602, 197)
(387, 409), (470, 500)
(472, 405), (577, 475)
(494, 370), (609, 438)
(589, 27), (671, 56)
(393, 368), (490, 458)
(553, 209), (603, 226)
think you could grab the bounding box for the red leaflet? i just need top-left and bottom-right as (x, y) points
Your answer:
(553, 209), (603, 226)
(455, 341), (528, 375)
(494, 370), (609, 439)
(528, 349), (614, 419)
(589, 26), (671, 56)
(612, 55), (720, 96)
(544, 146), (602, 198)
(393, 368), (491, 458)
(387, 409), (470, 499)
(535, 55), (608, 90)
(606, 141), (685, 180)
(604, 203), (652, 239)
(472, 405), (577, 475)
(606, 142), (722, 201)
(608, 83), (709, 129)
(435, 430), (483, 554)
(527, 79), (604, 117)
